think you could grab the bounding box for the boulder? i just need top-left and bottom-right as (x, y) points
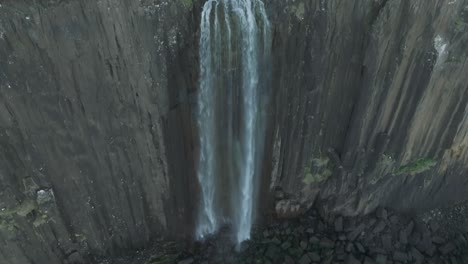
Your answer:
(275, 199), (304, 219)
(298, 254), (311, 264)
(308, 252), (321, 262)
(376, 208), (388, 220)
(319, 238), (335, 248)
(392, 252), (408, 262)
(346, 254), (361, 264)
(335, 216), (344, 232)
(372, 221), (386, 234)
(439, 242), (456, 255)
(375, 254), (387, 264)
(348, 224), (366, 241)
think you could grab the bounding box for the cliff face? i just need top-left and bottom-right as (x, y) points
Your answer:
(267, 0), (468, 216)
(0, 0), (467, 263)
(0, 1), (200, 263)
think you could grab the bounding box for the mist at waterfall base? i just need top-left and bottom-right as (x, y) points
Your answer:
(195, 0), (271, 245)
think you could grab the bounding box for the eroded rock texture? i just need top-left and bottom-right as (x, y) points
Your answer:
(0, 0), (200, 263)
(0, 0), (467, 263)
(267, 0), (468, 215)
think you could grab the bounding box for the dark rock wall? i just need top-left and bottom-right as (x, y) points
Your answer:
(0, 0), (200, 263)
(0, 0), (467, 263)
(265, 0), (468, 217)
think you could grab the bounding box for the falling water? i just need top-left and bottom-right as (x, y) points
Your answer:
(195, 0), (271, 244)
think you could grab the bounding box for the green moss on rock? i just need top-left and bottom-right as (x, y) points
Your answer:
(0, 199), (36, 218)
(303, 156), (333, 185)
(454, 17), (467, 32)
(180, 0), (192, 8)
(395, 158), (437, 175)
(290, 2), (305, 20)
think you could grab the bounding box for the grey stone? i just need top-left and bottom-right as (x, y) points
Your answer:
(346, 242), (355, 252)
(337, 253), (347, 261)
(36, 188), (56, 205)
(22, 177), (40, 197)
(355, 242), (366, 254)
(399, 230), (408, 245)
(265, 245), (280, 260)
(336, 242), (345, 253)
(375, 254), (387, 264)
(322, 255), (334, 264)
(317, 221), (327, 232)
(439, 242), (456, 255)
(377, 208), (388, 220)
(373, 221), (386, 234)
(345, 218), (357, 232)
(409, 231), (421, 246)
(364, 257), (376, 264)
(65, 252), (83, 264)
(416, 236), (436, 256)
(274, 188), (285, 200)
(320, 238), (335, 248)
(410, 247), (424, 263)
(309, 236), (320, 244)
(382, 234), (392, 250)
(389, 215), (399, 225)
(450, 256), (459, 264)
(308, 252), (321, 262)
(348, 224), (366, 241)
(284, 255), (295, 264)
(429, 222), (440, 233)
(346, 254), (361, 264)
(369, 248), (386, 255)
(392, 252), (408, 262)
(335, 216), (344, 232)
(272, 237), (281, 244)
(404, 221), (415, 237)
(432, 236), (445, 244)
(177, 258), (194, 264)
(281, 241), (292, 250)
(298, 254), (311, 264)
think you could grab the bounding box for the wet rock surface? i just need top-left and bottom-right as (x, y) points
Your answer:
(98, 207), (468, 264)
(1, 0), (468, 263)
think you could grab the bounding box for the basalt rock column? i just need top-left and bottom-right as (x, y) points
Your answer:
(196, 0), (271, 244)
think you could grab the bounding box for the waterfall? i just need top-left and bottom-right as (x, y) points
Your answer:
(195, 0), (271, 244)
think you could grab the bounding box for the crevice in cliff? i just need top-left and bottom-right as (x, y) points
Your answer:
(368, 0), (390, 28)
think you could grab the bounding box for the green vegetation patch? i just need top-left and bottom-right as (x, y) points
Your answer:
(0, 200), (36, 233)
(395, 158), (437, 175)
(455, 17), (467, 32)
(33, 212), (51, 227)
(303, 156), (333, 185)
(290, 2), (305, 20)
(0, 199), (36, 218)
(0, 199), (52, 230)
(180, 0), (192, 8)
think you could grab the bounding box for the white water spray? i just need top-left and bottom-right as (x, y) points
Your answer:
(196, 0), (271, 244)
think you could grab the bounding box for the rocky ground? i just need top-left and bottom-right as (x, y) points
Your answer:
(95, 205), (468, 264)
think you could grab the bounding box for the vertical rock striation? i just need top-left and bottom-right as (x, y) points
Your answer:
(0, 0), (201, 263)
(0, 0), (467, 263)
(266, 0), (468, 216)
